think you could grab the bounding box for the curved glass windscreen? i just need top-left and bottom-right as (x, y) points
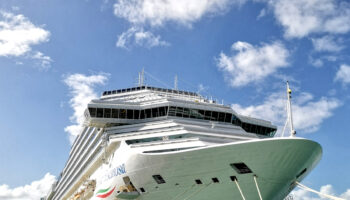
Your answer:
(87, 106), (276, 136)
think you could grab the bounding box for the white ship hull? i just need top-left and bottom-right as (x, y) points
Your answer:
(47, 86), (322, 200)
(91, 138), (321, 200)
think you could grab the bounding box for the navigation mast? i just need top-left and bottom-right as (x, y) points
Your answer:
(286, 81), (296, 137)
(174, 75), (178, 90)
(138, 68), (145, 86)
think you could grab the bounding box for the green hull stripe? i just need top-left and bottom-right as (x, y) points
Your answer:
(97, 187), (110, 194)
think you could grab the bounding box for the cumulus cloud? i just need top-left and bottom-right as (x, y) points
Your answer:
(217, 41), (289, 87)
(232, 91), (340, 134)
(335, 64), (350, 85)
(113, 0), (244, 48)
(0, 173), (56, 200)
(291, 184), (350, 200)
(116, 27), (169, 48)
(114, 0), (240, 27)
(31, 51), (53, 69)
(309, 57), (324, 68)
(309, 55), (338, 68)
(311, 35), (344, 52)
(63, 73), (109, 144)
(267, 0), (350, 38)
(0, 11), (50, 60)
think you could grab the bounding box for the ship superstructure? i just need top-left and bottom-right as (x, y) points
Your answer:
(45, 85), (322, 200)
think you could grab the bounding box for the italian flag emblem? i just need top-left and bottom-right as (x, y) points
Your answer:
(96, 186), (116, 198)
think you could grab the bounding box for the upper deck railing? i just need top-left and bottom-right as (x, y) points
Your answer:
(102, 86), (198, 97)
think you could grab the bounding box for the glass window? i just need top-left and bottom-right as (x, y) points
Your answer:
(152, 108), (159, 118)
(104, 108), (111, 118)
(251, 125), (257, 133)
(189, 109), (196, 118)
(112, 109), (119, 118)
(218, 112), (225, 122)
(119, 109), (126, 119)
(183, 108), (190, 118)
(164, 106), (168, 116)
(145, 109), (152, 118)
(204, 110), (212, 120)
(256, 125), (262, 135)
(134, 110), (140, 119)
(242, 123), (248, 131)
(225, 113), (232, 123)
(232, 115), (241, 126)
(176, 107), (183, 117)
(198, 110), (205, 119)
(168, 106), (176, 116)
(140, 110), (145, 119)
(212, 111), (218, 121)
(159, 107), (166, 116)
(96, 108), (103, 118)
(127, 109), (133, 119)
(89, 107), (96, 117)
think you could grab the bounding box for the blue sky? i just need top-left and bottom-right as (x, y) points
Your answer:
(0, 0), (350, 199)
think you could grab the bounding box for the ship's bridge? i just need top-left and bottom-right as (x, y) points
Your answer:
(84, 86), (277, 137)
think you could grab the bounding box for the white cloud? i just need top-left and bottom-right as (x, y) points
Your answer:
(217, 41), (289, 87)
(0, 173), (56, 200)
(114, 0), (245, 48)
(257, 8), (267, 19)
(311, 36), (344, 52)
(309, 57), (324, 68)
(116, 27), (169, 48)
(267, 0), (350, 38)
(31, 51), (53, 69)
(309, 55), (338, 68)
(232, 91), (340, 134)
(335, 64), (350, 85)
(113, 0), (240, 27)
(291, 184), (350, 200)
(0, 11), (50, 56)
(63, 73), (109, 144)
(197, 83), (209, 95)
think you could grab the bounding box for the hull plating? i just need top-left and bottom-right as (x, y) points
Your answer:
(91, 138), (322, 200)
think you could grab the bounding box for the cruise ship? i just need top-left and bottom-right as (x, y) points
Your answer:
(45, 81), (322, 200)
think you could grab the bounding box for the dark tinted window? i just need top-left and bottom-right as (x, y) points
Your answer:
(176, 107), (183, 117)
(168, 106), (176, 116)
(89, 107), (96, 117)
(198, 110), (205, 119)
(204, 110), (212, 120)
(218, 112), (225, 122)
(183, 108), (190, 118)
(145, 109), (152, 118)
(112, 109), (119, 118)
(96, 108), (103, 118)
(119, 109), (126, 119)
(152, 107), (159, 117)
(159, 107), (166, 116)
(211, 111), (218, 121)
(127, 109), (133, 119)
(225, 113), (232, 123)
(104, 108), (111, 118)
(140, 110), (145, 119)
(134, 110), (140, 119)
